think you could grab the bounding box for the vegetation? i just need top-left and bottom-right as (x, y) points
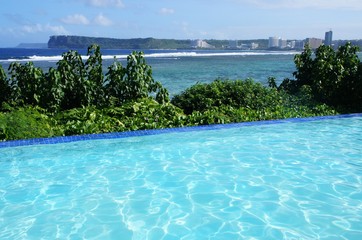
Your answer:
(0, 43), (360, 141)
(279, 42), (362, 112)
(1, 45), (168, 111)
(172, 79), (336, 125)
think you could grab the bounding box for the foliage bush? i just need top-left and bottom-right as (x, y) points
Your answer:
(55, 98), (184, 136)
(0, 106), (61, 141)
(171, 78), (284, 114)
(0, 46), (168, 112)
(55, 107), (121, 136)
(103, 98), (184, 131)
(0, 99), (185, 140)
(0, 65), (11, 106)
(184, 104), (335, 126)
(104, 51), (169, 105)
(172, 78), (336, 126)
(281, 42), (362, 112)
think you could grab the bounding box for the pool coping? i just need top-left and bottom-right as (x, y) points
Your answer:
(1, 113), (361, 148)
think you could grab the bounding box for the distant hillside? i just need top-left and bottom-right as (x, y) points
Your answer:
(48, 36), (193, 49)
(48, 35), (271, 50)
(334, 39), (362, 49)
(16, 43), (48, 48)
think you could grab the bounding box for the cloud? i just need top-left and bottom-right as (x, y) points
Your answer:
(83, 0), (124, 8)
(22, 24), (68, 35)
(60, 13), (113, 27)
(94, 13), (113, 26)
(61, 14), (90, 25)
(159, 8), (175, 15)
(240, 0), (362, 10)
(3, 13), (28, 25)
(178, 21), (194, 38)
(46, 25), (70, 35)
(22, 24), (42, 33)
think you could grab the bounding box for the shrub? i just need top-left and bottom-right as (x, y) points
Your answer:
(283, 42), (361, 112)
(55, 107), (124, 136)
(0, 65), (11, 107)
(1, 47), (170, 112)
(55, 98), (185, 136)
(104, 98), (185, 130)
(173, 78), (337, 126)
(104, 51), (169, 105)
(0, 107), (61, 141)
(56, 49), (90, 110)
(171, 78), (283, 114)
(85, 44), (106, 106)
(8, 62), (45, 106)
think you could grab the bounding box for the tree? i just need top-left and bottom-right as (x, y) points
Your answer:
(0, 65), (11, 106)
(85, 44), (105, 106)
(283, 42), (361, 111)
(8, 62), (44, 106)
(56, 50), (89, 109)
(334, 43), (361, 109)
(293, 44), (314, 87)
(105, 51), (169, 104)
(41, 67), (63, 111)
(311, 44), (338, 103)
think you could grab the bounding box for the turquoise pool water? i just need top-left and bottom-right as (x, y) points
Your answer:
(0, 115), (362, 239)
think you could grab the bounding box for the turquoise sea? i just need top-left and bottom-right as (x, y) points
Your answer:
(0, 48), (297, 96)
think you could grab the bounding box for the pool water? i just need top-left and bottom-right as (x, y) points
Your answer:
(0, 116), (362, 239)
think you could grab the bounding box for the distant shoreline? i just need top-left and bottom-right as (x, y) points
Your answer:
(15, 43), (48, 49)
(7, 35), (362, 50)
(47, 35), (270, 50)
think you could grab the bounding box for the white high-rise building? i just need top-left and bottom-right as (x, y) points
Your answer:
(192, 39), (214, 48)
(268, 37), (280, 48)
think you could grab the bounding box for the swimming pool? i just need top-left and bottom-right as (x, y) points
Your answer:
(0, 115), (361, 239)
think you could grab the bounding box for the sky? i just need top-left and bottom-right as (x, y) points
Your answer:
(0, 0), (362, 47)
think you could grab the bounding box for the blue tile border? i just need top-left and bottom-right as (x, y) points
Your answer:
(0, 113), (361, 148)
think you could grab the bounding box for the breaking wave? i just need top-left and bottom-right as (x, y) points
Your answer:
(1, 51), (299, 62)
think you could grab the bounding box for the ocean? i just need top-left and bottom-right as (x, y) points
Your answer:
(0, 48), (299, 96)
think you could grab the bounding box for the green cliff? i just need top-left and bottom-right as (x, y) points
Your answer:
(48, 35), (193, 49)
(48, 35), (270, 49)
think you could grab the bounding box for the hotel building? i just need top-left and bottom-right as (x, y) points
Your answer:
(325, 30), (333, 46)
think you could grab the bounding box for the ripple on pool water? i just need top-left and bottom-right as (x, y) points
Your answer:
(0, 116), (362, 239)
